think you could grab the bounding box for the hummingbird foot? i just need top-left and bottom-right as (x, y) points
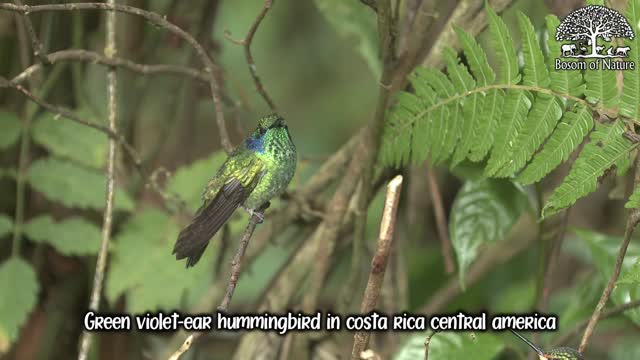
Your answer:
(242, 205), (266, 223)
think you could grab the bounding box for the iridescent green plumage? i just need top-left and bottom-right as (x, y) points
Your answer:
(510, 330), (583, 360)
(173, 114), (296, 267)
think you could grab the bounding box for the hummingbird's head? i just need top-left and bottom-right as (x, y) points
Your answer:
(246, 114), (293, 153)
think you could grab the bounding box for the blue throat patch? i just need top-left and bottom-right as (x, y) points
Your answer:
(245, 136), (265, 153)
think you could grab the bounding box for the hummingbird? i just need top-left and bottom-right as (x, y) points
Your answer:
(509, 329), (583, 360)
(173, 114), (296, 267)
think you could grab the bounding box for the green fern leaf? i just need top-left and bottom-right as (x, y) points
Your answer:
(410, 83), (438, 165)
(485, 90), (532, 176)
(584, 63), (618, 107)
(543, 121), (638, 218)
(469, 89), (504, 161)
(443, 49), (481, 166)
(545, 15), (585, 99)
(498, 96), (563, 176)
(414, 68), (459, 163)
(382, 93), (417, 167)
(486, 2), (520, 84)
(517, 12), (550, 88)
(518, 105), (594, 184)
(455, 27), (495, 86)
(621, 0), (640, 120)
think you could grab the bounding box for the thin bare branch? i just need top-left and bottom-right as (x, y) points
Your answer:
(77, 3), (118, 359)
(12, 0), (49, 64)
(0, 78), (142, 171)
(351, 175), (403, 359)
(554, 299), (640, 347)
(224, 0), (277, 112)
(11, 49), (210, 85)
(579, 208), (640, 352)
(426, 167), (454, 274)
(169, 211), (264, 360)
(0, 1), (233, 153)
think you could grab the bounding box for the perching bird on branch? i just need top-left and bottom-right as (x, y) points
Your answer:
(510, 329), (583, 360)
(173, 114), (296, 267)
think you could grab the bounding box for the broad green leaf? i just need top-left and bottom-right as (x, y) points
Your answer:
(313, 0), (381, 78)
(455, 27), (495, 86)
(167, 151), (226, 209)
(543, 122), (638, 218)
(485, 90), (532, 176)
(32, 111), (108, 168)
(450, 179), (529, 287)
(518, 105), (593, 184)
(395, 332), (504, 360)
(106, 210), (215, 312)
(618, 259), (640, 285)
(621, 0), (640, 120)
(24, 215), (101, 255)
(28, 157), (134, 211)
(0, 258), (39, 346)
(517, 12), (550, 88)
(0, 215), (12, 238)
(575, 228), (640, 325)
(486, 2), (520, 84)
(0, 111), (21, 150)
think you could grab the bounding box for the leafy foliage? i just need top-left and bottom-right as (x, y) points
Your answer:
(0, 258), (39, 347)
(27, 157), (134, 211)
(542, 122), (637, 218)
(24, 215), (101, 255)
(449, 179), (529, 286)
(0, 111), (21, 150)
(105, 210), (215, 312)
(395, 332), (504, 360)
(382, 3), (640, 220)
(575, 228), (640, 325)
(32, 111), (108, 168)
(621, 0), (640, 120)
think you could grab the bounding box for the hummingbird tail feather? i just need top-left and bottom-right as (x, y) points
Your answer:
(173, 180), (247, 267)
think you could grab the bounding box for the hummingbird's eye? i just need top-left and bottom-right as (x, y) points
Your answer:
(259, 127), (267, 136)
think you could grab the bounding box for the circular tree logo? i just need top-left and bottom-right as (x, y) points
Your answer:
(556, 5), (634, 58)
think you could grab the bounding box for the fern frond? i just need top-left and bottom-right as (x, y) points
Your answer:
(545, 15), (585, 99)
(517, 12), (550, 88)
(621, 0), (640, 120)
(517, 105), (594, 184)
(498, 96), (563, 176)
(485, 90), (532, 176)
(381, 92), (419, 167)
(542, 121), (638, 218)
(469, 89), (504, 161)
(443, 49), (482, 166)
(415, 68), (459, 163)
(455, 27), (495, 86)
(486, 2), (520, 84)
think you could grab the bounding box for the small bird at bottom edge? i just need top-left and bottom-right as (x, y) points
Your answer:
(173, 114), (297, 268)
(510, 329), (583, 360)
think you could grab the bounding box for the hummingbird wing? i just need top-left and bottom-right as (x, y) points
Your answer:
(173, 152), (264, 267)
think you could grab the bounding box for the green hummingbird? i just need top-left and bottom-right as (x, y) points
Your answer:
(510, 330), (583, 360)
(173, 114), (296, 267)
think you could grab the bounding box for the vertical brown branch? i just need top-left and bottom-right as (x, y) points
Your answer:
(77, 3), (118, 360)
(426, 167), (454, 274)
(351, 175), (403, 360)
